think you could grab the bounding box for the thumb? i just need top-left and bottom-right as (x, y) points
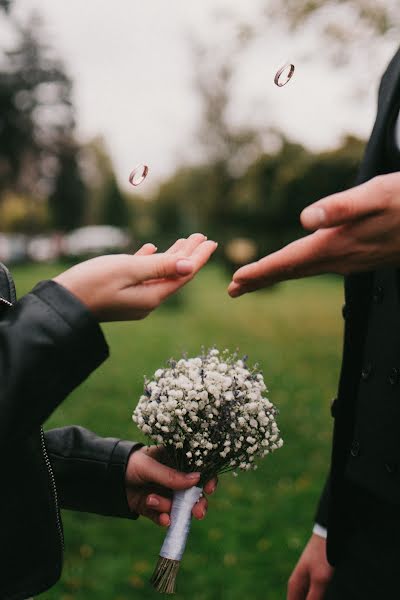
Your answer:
(132, 254), (194, 282)
(300, 176), (388, 231)
(136, 454), (201, 490)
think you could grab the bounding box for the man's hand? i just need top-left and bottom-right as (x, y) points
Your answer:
(287, 534), (334, 600)
(125, 446), (217, 526)
(54, 233), (217, 321)
(228, 173), (400, 296)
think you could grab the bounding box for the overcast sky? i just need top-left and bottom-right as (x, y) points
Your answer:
(8, 0), (399, 190)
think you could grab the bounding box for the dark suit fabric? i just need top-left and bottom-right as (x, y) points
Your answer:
(313, 47), (400, 598)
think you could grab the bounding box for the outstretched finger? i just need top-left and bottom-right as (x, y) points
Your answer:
(165, 238), (187, 255)
(134, 243), (158, 256)
(143, 240), (218, 301)
(132, 254), (195, 282)
(231, 231), (331, 289)
(228, 280), (263, 297)
(178, 233), (208, 257)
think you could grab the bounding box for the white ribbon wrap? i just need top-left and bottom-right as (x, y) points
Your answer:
(160, 486), (202, 561)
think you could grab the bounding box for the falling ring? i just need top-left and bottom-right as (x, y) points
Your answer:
(129, 164), (149, 186)
(274, 63), (295, 87)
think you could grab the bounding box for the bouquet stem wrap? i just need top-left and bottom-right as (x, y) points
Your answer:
(151, 486), (202, 593)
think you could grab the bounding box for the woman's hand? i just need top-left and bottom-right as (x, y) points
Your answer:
(228, 173), (400, 296)
(53, 233), (217, 321)
(125, 446), (218, 526)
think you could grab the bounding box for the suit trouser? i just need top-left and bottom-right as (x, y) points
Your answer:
(324, 481), (399, 600)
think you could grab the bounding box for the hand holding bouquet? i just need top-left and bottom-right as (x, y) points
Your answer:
(132, 348), (283, 593)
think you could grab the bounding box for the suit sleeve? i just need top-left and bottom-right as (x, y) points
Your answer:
(45, 426), (143, 519)
(0, 280), (109, 451)
(314, 475), (330, 529)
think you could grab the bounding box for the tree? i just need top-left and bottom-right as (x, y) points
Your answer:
(267, 0), (399, 42)
(264, 1), (399, 70)
(0, 10), (75, 198)
(48, 144), (86, 232)
(101, 175), (130, 229)
(0, 0), (12, 13)
(191, 36), (265, 244)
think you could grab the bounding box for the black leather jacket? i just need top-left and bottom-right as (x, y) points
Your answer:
(0, 263), (140, 599)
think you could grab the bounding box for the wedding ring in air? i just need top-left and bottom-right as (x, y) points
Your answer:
(274, 63), (295, 87)
(129, 164), (149, 186)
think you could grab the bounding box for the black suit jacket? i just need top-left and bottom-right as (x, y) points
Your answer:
(315, 46), (400, 565)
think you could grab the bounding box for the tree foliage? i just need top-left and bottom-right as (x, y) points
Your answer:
(48, 144), (86, 232)
(266, 0), (399, 67)
(267, 0), (398, 36)
(101, 175), (130, 229)
(0, 0), (12, 13)
(0, 12), (75, 195)
(0, 5), (94, 233)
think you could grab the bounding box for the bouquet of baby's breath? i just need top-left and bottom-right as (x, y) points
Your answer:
(132, 348), (283, 594)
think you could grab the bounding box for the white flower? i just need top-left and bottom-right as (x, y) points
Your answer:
(132, 347), (283, 476)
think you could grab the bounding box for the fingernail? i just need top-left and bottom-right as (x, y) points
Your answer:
(176, 259), (194, 275)
(185, 472), (200, 480)
(301, 207), (326, 229)
(200, 508), (206, 520)
(147, 496), (159, 507)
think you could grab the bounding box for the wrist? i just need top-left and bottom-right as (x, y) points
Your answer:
(52, 274), (94, 313)
(312, 523), (328, 539)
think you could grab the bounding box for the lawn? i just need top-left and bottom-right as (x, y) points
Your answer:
(12, 262), (344, 600)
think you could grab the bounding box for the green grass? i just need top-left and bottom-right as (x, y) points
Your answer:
(12, 263), (344, 600)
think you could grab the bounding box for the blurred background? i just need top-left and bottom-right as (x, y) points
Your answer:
(1, 1), (399, 598)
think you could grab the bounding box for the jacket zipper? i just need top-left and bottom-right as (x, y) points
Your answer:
(40, 427), (65, 551)
(1, 290), (65, 552)
(0, 296), (13, 307)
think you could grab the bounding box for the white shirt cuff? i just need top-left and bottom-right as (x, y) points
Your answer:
(312, 523), (327, 539)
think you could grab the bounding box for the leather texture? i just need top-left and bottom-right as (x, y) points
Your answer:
(0, 266), (140, 599)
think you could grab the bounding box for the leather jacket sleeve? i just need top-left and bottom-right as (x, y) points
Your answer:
(45, 426), (142, 519)
(0, 279), (109, 450)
